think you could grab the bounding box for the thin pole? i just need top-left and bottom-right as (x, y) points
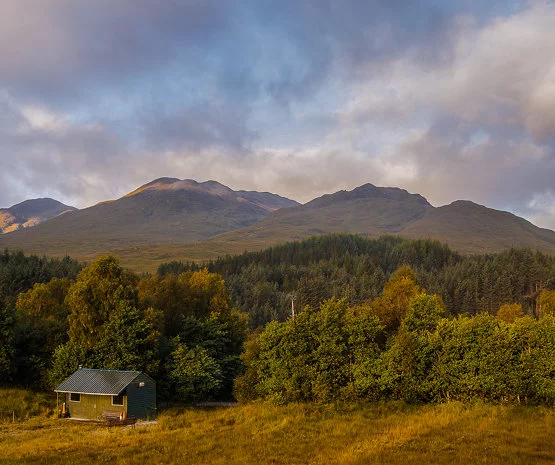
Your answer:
(12, 411), (14, 423)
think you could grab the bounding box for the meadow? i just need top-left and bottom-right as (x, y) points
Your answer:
(0, 389), (554, 465)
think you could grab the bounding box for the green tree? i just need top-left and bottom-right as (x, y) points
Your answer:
(234, 298), (383, 403)
(344, 304), (384, 400)
(429, 315), (520, 402)
(169, 343), (223, 402)
(48, 342), (87, 387)
(377, 294), (443, 402)
(511, 316), (555, 402)
(404, 294), (445, 333)
(0, 294), (14, 383)
(14, 278), (72, 387)
(66, 256), (140, 348)
(49, 256), (160, 386)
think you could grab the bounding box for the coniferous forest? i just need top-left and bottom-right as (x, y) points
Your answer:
(1, 235), (554, 406)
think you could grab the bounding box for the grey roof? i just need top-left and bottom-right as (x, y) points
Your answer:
(54, 368), (142, 395)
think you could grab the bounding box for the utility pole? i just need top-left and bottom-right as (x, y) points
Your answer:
(289, 295), (296, 320)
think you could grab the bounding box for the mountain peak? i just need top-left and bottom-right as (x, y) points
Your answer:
(0, 198), (77, 234)
(127, 178), (236, 198)
(305, 183), (431, 209)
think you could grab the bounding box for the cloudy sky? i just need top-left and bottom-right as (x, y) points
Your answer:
(1, 0), (554, 229)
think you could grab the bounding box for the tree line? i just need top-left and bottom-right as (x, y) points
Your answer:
(235, 267), (555, 404)
(0, 236), (554, 405)
(159, 235), (554, 326)
(0, 252), (246, 402)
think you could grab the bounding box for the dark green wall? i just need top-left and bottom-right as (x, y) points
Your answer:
(126, 373), (157, 420)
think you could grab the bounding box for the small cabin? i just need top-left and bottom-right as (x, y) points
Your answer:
(55, 368), (156, 420)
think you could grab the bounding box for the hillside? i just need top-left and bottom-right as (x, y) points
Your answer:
(207, 184), (433, 244)
(197, 186), (555, 257)
(401, 200), (555, 254)
(0, 198), (76, 234)
(0, 178), (299, 259)
(0, 181), (553, 272)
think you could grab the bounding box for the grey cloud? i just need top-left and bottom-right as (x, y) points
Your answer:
(0, 0), (553, 232)
(0, 0), (232, 104)
(141, 101), (256, 153)
(0, 98), (129, 208)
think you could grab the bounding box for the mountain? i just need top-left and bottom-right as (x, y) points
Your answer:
(0, 178), (299, 258)
(201, 183), (434, 245)
(0, 198), (76, 234)
(401, 200), (555, 254)
(0, 181), (553, 272)
(199, 185), (555, 257)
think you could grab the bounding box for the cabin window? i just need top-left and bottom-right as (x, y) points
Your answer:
(70, 393), (80, 402)
(112, 394), (124, 406)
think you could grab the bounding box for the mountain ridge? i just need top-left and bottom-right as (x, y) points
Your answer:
(0, 179), (553, 271)
(0, 178), (300, 257)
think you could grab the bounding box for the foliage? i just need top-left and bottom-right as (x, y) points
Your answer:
(0, 250), (80, 304)
(239, 265), (555, 405)
(369, 265), (422, 330)
(0, 294), (15, 383)
(159, 235), (554, 328)
(139, 268), (248, 401)
(50, 256), (161, 386)
(538, 289), (555, 317)
(13, 278), (72, 388)
(65, 256), (140, 348)
(168, 343), (223, 402)
(235, 298), (384, 403)
(496, 303), (525, 323)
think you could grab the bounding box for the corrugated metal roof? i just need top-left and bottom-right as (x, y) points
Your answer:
(54, 368), (142, 395)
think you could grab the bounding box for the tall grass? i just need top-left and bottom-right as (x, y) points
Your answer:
(0, 399), (553, 464)
(0, 388), (55, 422)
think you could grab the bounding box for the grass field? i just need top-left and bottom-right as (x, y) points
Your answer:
(0, 389), (554, 464)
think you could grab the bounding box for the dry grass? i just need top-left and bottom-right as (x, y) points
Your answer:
(0, 395), (553, 464)
(0, 389), (55, 423)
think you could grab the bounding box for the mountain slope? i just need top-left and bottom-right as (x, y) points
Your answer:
(202, 183), (434, 245)
(0, 198), (76, 234)
(1, 181), (553, 272)
(200, 186), (555, 256)
(0, 178), (299, 257)
(401, 200), (555, 254)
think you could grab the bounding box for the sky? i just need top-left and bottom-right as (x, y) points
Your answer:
(0, 0), (554, 229)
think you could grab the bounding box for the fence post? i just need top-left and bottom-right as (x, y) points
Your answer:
(12, 411), (15, 423)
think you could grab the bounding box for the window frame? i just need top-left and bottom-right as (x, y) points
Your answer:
(69, 393), (81, 402)
(112, 394), (124, 406)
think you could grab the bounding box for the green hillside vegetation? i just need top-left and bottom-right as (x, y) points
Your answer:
(1, 253), (248, 401)
(1, 244), (555, 463)
(161, 235), (554, 326)
(235, 294), (555, 404)
(0, 395), (554, 465)
(1, 242), (554, 408)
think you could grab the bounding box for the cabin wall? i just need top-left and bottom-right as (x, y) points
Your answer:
(126, 373), (156, 420)
(66, 393), (127, 420)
